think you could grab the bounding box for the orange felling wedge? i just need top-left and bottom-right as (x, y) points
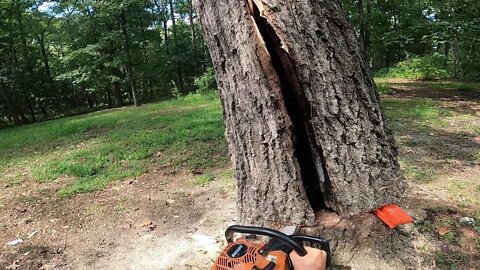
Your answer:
(373, 204), (414, 229)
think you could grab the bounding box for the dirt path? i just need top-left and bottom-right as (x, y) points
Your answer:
(1, 168), (236, 270)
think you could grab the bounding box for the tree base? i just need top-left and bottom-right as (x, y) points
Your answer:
(297, 211), (422, 270)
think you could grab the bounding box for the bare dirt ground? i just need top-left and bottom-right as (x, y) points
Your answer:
(1, 84), (479, 270)
(1, 166), (236, 270)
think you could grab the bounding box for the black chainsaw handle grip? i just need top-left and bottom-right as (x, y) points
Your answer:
(225, 225), (308, 257)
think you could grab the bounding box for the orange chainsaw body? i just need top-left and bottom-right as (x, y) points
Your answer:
(211, 237), (290, 270)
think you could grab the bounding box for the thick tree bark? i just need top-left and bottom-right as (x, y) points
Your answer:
(194, 0), (406, 226)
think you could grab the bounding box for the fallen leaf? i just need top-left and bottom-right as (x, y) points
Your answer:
(438, 227), (451, 236)
(137, 220), (157, 231)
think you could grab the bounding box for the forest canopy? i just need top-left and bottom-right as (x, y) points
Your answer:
(0, 0), (479, 127)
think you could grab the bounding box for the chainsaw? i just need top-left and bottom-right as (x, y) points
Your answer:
(211, 225), (331, 270)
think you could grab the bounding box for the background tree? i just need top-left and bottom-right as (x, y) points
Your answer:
(0, 0), (211, 126)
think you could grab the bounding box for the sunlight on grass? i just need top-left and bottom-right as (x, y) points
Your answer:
(0, 93), (228, 196)
(382, 99), (451, 129)
(375, 78), (480, 92)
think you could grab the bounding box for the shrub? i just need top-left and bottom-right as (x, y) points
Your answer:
(376, 53), (452, 80)
(194, 67), (217, 94)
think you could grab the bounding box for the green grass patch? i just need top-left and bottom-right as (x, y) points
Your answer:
(416, 220), (435, 233)
(401, 81), (480, 91)
(434, 251), (464, 270)
(0, 93), (228, 196)
(403, 166), (435, 183)
(382, 98), (451, 128)
(193, 173), (216, 187)
(376, 82), (395, 95)
(374, 78), (480, 92)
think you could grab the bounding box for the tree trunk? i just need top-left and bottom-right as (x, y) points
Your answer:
(24, 95), (36, 123)
(39, 32), (52, 81)
(194, 0), (406, 226)
(169, 0), (176, 39)
(106, 88), (113, 108)
(86, 92), (94, 109)
(188, 0), (197, 65)
(365, 0), (372, 65)
(120, 10), (139, 107)
(357, 0), (371, 65)
(113, 82), (124, 107)
(1, 84), (21, 126)
(154, 0), (169, 49)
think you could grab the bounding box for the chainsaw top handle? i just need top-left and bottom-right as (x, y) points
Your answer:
(225, 225), (308, 257)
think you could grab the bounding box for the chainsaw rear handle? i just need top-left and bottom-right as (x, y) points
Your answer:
(225, 225), (308, 257)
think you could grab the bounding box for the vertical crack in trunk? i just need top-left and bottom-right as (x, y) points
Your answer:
(249, 2), (330, 210)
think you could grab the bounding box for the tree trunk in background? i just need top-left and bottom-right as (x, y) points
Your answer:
(1, 84), (21, 126)
(365, 0), (372, 65)
(169, 0), (177, 39)
(154, 0), (169, 49)
(162, 1), (169, 50)
(452, 34), (461, 79)
(38, 32), (52, 81)
(358, 0), (371, 65)
(188, 0), (197, 68)
(194, 0), (406, 225)
(38, 32), (51, 118)
(106, 88), (113, 108)
(105, 23), (124, 108)
(168, 0), (185, 92)
(24, 96), (36, 123)
(120, 10), (139, 107)
(140, 16), (154, 98)
(113, 82), (124, 107)
(15, 2), (36, 122)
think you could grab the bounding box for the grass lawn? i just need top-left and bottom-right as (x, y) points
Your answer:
(0, 93), (228, 197)
(0, 83), (478, 202)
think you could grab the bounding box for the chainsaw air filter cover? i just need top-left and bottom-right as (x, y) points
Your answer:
(211, 238), (288, 270)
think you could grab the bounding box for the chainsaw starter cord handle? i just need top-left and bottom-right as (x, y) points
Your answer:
(225, 225), (308, 257)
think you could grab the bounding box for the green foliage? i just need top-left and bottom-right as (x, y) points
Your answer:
(0, 0), (212, 127)
(0, 94), (228, 196)
(435, 251), (463, 270)
(376, 82), (394, 95)
(194, 68), (217, 94)
(193, 173), (216, 187)
(343, 0), (480, 81)
(404, 166), (435, 183)
(376, 54), (452, 80)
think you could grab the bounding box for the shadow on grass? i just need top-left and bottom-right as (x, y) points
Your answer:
(382, 98), (480, 183)
(398, 126), (479, 183)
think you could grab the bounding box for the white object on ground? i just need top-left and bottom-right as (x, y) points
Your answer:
(459, 217), (475, 226)
(6, 239), (23, 246)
